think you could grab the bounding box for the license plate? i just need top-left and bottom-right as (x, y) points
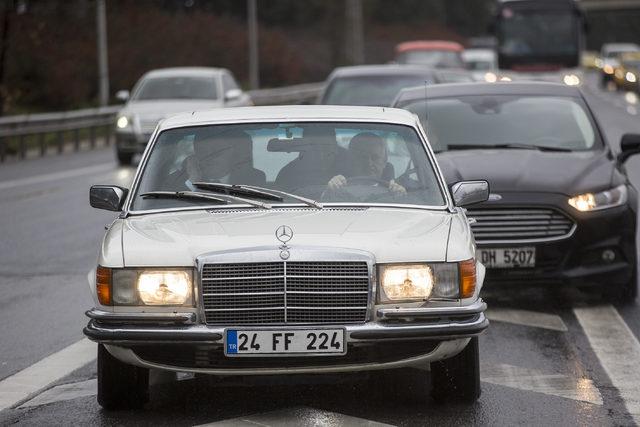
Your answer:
(225, 328), (346, 357)
(477, 247), (536, 268)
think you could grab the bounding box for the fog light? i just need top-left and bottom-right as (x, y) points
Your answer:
(602, 249), (616, 263)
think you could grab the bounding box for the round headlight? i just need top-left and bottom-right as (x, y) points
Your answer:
(116, 116), (129, 129)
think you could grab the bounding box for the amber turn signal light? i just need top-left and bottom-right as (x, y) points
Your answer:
(459, 259), (477, 299)
(96, 266), (112, 305)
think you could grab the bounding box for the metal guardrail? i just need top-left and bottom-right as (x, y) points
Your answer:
(0, 82), (325, 163)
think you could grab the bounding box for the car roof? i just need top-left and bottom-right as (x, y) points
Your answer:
(395, 40), (464, 53)
(159, 105), (420, 130)
(393, 82), (583, 105)
(141, 67), (227, 79)
(327, 64), (437, 79)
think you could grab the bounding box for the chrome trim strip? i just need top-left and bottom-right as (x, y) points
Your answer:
(202, 275), (284, 281)
(85, 309), (196, 324)
(377, 300), (486, 320)
(283, 259), (288, 323)
(85, 312), (487, 344)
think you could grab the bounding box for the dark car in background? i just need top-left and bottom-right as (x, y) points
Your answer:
(318, 64), (472, 107)
(613, 52), (640, 93)
(393, 82), (640, 300)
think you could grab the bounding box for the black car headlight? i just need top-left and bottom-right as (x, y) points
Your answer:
(568, 185), (628, 212)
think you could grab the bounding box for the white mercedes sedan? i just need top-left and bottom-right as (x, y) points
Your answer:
(85, 105), (489, 409)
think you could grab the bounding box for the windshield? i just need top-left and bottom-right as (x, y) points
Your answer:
(396, 51), (464, 68)
(133, 76), (218, 101)
(401, 95), (601, 152)
(132, 122), (445, 211)
(499, 10), (579, 58)
(322, 75), (432, 106)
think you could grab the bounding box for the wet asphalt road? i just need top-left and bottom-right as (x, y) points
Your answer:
(1, 72), (640, 425)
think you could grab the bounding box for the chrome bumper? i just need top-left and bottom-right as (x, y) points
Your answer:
(83, 300), (488, 345)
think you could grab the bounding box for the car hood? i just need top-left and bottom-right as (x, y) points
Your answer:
(120, 99), (224, 118)
(118, 208), (452, 266)
(436, 149), (614, 196)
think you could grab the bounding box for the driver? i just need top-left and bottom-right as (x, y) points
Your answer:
(327, 132), (406, 194)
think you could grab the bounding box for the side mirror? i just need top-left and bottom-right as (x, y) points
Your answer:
(90, 185), (128, 211)
(450, 180), (489, 207)
(618, 133), (640, 163)
(224, 88), (243, 102)
(115, 90), (130, 102)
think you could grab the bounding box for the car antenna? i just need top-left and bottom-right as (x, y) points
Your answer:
(424, 80), (429, 125)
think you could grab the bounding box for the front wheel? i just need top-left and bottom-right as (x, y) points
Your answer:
(430, 337), (481, 403)
(116, 150), (134, 166)
(97, 344), (149, 410)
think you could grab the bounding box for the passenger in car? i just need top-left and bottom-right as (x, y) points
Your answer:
(327, 132), (406, 194)
(167, 130), (266, 189)
(274, 126), (349, 195)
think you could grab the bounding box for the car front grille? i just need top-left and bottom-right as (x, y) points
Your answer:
(467, 208), (575, 243)
(201, 262), (370, 325)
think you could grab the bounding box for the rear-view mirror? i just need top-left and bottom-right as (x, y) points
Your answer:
(115, 90), (130, 102)
(224, 89), (243, 101)
(451, 180), (490, 207)
(618, 133), (640, 163)
(90, 185), (128, 211)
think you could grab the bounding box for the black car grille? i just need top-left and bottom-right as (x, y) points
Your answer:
(467, 208), (575, 243)
(201, 262), (370, 325)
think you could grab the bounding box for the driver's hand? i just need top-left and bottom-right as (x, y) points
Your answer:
(389, 179), (407, 195)
(328, 175), (347, 190)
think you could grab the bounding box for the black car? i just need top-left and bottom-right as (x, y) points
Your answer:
(393, 82), (640, 300)
(317, 64), (473, 107)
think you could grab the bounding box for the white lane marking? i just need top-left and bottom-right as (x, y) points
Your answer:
(18, 379), (96, 409)
(574, 305), (640, 423)
(0, 338), (95, 411)
(482, 364), (602, 405)
(486, 308), (568, 332)
(197, 407), (395, 427)
(0, 163), (113, 191)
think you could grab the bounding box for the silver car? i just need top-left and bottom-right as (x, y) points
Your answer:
(87, 105), (489, 409)
(114, 67), (252, 165)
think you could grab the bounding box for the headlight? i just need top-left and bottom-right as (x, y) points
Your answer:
(563, 74), (581, 86)
(484, 72), (498, 83)
(116, 115), (131, 129)
(137, 271), (192, 305)
(604, 64), (614, 74)
(568, 185), (628, 212)
(378, 260), (476, 303)
(97, 267), (194, 306)
(626, 72), (637, 83)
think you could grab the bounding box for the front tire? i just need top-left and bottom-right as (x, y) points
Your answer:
(97, 344), (149, 410)
(430, 337), (481, 403)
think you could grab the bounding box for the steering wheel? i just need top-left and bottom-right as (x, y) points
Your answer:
(346, 176), (389, 187)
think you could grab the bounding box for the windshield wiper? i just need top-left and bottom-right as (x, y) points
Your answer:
(447, 143), (573, 152)
(193, 182), (323, 209)
(139, 191), (271, 209)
